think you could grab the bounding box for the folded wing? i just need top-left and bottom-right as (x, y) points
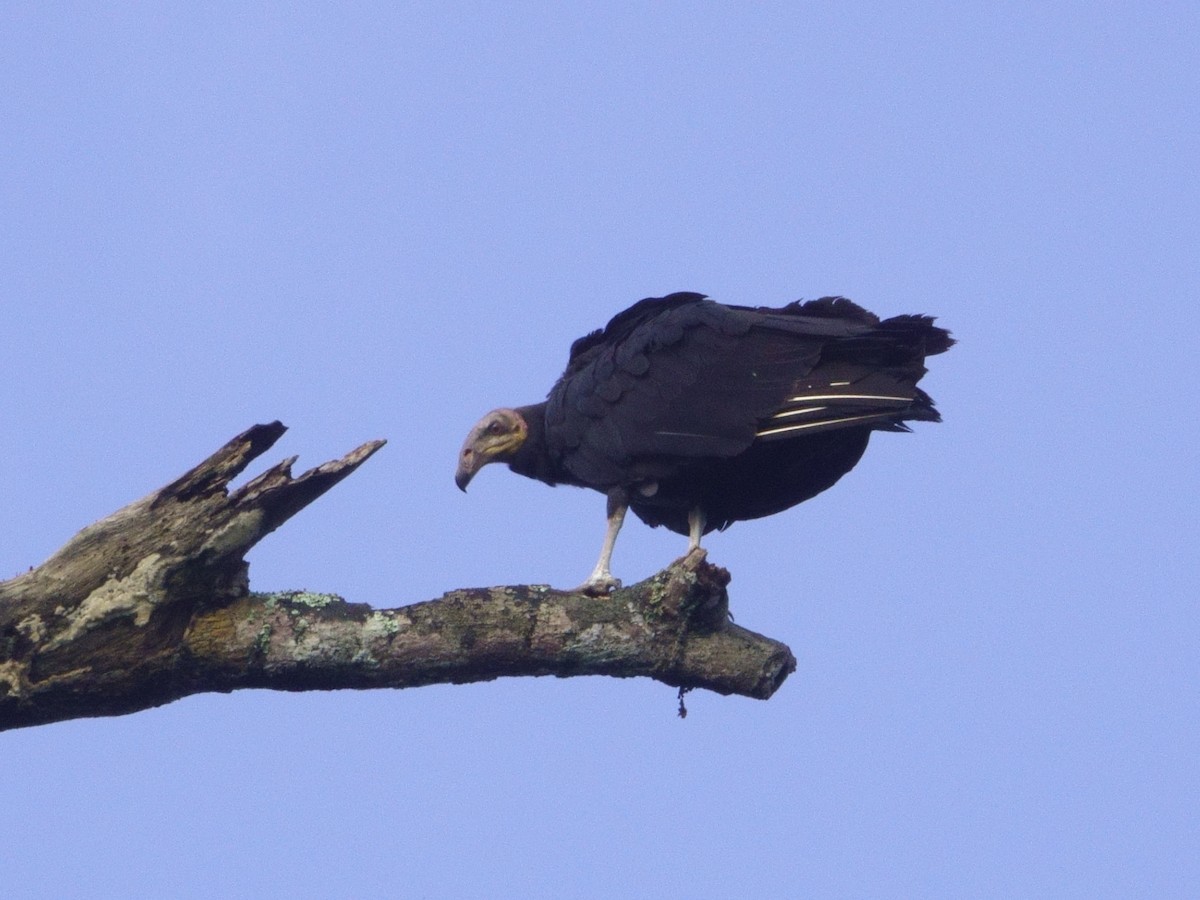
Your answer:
(546, 293), (949, 488)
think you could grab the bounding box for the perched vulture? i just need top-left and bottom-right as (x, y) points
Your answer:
(456, 292), (953, 593)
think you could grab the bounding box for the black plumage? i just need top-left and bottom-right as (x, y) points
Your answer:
(457, 292), (952, 592)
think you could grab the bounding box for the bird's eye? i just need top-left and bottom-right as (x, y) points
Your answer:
(487, 420), (503, 435)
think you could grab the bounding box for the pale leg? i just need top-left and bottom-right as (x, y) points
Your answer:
(579, 493), (627, 595)
(687, 507), (705, 553)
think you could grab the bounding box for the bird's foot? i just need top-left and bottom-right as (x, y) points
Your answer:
(576, 573), (622, 596)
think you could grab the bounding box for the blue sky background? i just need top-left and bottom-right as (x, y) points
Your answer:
(2, 3), (1196, 897)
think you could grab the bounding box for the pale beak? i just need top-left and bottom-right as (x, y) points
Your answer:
(455, 446), (479, 491)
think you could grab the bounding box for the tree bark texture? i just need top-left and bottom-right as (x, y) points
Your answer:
(0, 423), (796, 732)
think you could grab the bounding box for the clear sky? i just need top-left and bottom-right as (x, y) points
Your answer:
(2, 3), (1196, 897)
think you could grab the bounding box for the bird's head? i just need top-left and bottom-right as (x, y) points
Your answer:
(455, 407), (529, 491)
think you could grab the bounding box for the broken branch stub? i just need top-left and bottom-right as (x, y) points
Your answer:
(0, 423), (385, 727)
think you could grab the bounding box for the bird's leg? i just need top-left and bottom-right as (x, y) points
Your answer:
(578, 490), (627, 595)
(687, 506), (706, 554)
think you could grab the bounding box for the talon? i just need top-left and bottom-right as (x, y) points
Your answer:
(578, 575), (622, 596)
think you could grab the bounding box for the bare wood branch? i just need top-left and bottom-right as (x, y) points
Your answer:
(0, 424), (795, 732)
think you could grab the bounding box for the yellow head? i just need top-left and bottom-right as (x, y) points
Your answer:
(455, 408), (529, 490)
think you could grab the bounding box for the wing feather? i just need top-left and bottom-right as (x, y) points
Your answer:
(545, 294), (947, 488)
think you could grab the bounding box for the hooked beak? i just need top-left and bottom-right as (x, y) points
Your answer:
(455, 447), (480, 492)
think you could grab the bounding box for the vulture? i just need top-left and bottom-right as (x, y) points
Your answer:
(456, 292), (953, 593)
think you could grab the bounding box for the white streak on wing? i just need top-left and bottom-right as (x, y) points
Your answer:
(755, 413), (891, 438)
(768, 405), (828, 420)
(829, 381), (851, 386)
(784, 392), (910, 404)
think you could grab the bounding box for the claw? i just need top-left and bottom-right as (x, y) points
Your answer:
(577, 574), (622, 596)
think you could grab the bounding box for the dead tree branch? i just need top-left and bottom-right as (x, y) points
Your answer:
(0, 423), (795, 731)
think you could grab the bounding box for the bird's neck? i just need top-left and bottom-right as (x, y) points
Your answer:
(507, 403), (564, 486)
